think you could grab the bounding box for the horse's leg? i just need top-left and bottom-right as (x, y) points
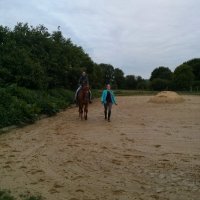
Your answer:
(79, 104), (83, 120)
(81, 105), (83, 120)
(83, 104), (86, 120)
(79, 104), (81, 117)
(84, 104), (88, 120)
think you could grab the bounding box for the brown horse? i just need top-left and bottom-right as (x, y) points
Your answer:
(77, 84), (90, 120)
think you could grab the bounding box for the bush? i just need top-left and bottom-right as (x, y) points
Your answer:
(7, 85), (39, 104)
(47, 88), (73, 108)
(0, 86), (74, 129)
(0, 92), (38, 128)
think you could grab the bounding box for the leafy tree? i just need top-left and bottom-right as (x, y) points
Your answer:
(113, 68), (125, 89)
(173, 64), (194, 90)
(183, 58), (200, 90)
(136, 76), (149, 90)
(99, 63), (115, 85)
(150, 78), (171, 91)
(150, 66), (172, 81)
(0, 23), (97, 90)
(90, 64), (104, 89)
(125, 75), (137, 89)
(150, 66), (173, 90)
(184, 58), (200, 80)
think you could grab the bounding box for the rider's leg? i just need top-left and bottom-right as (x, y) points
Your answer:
(75, 86), (82, 102)
(104, 103), (108, 119)
(108, 103), (112, 122)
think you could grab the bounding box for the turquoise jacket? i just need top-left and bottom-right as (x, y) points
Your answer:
(101, 89), (116, 104)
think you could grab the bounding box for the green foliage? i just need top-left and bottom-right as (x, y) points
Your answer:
(90, 64), (104, 89)
(99, 63), (115, 85)
(0, 190), (14, 200)
(25, 197), (42, 200)
(0, 87), (38, 127)
(137, 79), (150, 90)
(113, 90), (157, 96)
(123, 75), (147, 90)
(173, 64), (194, 90)
(150, 78), (171, 91)
(124, 75), (137, 89)
(177, 58), (200, 91)
(113, 68), (125, 89)
(0, 23), (94, 90)
(192, 80), (200, 91)
(149, 66), (173, 91)
(0, 190), (42, 200)
(0, 86), (73, 128)
(184, 58), (200, 81)
(150, 66), (172, 81)
(19, 192), (42, 200)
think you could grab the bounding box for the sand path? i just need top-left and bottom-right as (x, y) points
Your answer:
(0, 96), (200, 200)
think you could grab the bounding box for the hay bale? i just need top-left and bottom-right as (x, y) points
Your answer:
(148, 91), (184, 104)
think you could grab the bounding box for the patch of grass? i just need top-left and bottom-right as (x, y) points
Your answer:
(25, 197), (42, 200)
(0, 190), (42, 200)
(20, 194), (42, 200)
(91, 89), (157, 98)
(178, 91), (200, 95)
(0, 190), (14, 200)
(113, 90), (157, 96)
(114, 90), (200, 96)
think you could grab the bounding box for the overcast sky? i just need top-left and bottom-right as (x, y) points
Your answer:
(0, 0), (200, 78)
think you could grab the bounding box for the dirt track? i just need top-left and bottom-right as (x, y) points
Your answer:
(0, 96), (200, 200)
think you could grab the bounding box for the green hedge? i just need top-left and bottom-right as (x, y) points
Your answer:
(0, 85), (73, 129)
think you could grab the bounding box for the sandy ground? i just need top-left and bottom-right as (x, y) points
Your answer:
(0, 95), (200, 200)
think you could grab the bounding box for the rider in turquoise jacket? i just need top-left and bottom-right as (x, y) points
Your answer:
(101, 84), (117, 122)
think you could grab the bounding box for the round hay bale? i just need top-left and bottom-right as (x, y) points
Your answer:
(148, 91), (184, 104)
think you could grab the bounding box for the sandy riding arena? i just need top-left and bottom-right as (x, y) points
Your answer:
(0, 95), (200, 200)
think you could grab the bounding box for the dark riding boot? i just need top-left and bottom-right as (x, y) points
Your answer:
(74, 96), (78, 106)
(89, 92), (92, 104)
(75, 90), (80, 106)
(104, 111), (107, 120)
(108, 111), (111, 122)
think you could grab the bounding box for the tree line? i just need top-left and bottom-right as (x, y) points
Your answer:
(0, 22), (131, 90)
(0, 22), (200, 91)
(149, 59), (200, 91)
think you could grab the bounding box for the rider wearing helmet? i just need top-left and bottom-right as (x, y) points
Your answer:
(75, 71), (92, 103)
